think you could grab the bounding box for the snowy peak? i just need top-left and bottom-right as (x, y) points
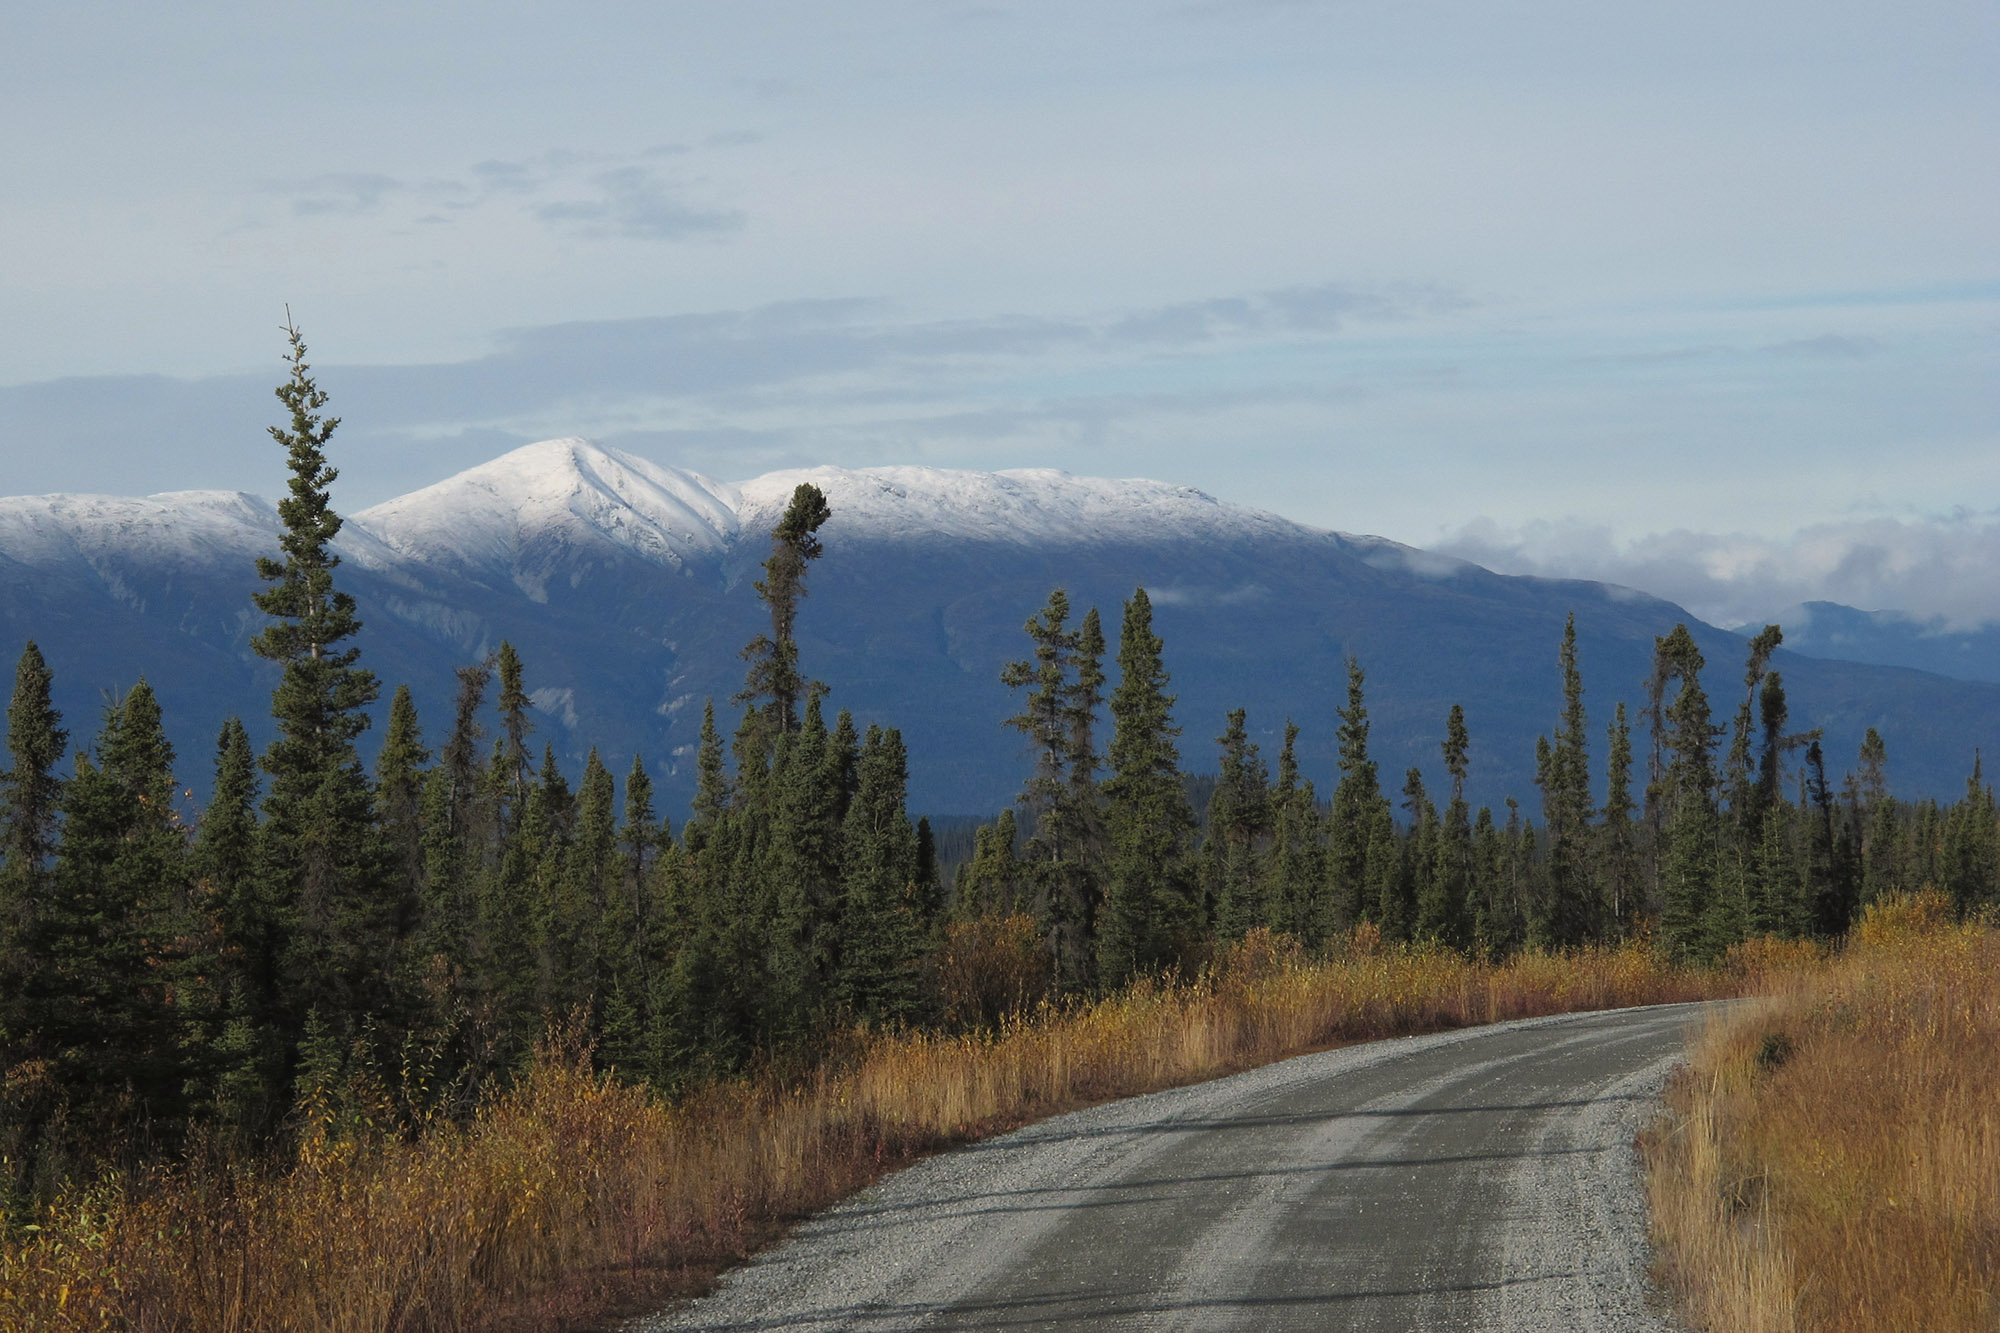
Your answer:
(0, 489), (280, 570)
(734, 464), (1321, 550)
(352, 439), (741, 594)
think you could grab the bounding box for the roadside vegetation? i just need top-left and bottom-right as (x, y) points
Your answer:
(1645, 892), (1999, 1332)
(2, 928), (1748, 1333)
(3, 325), (1996, 1330)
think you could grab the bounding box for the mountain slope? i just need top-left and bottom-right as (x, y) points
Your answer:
(1740, 601), (2000, 687)
(2, 440), (1993, 815)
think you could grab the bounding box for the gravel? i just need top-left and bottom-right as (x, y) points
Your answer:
(626, 1004), (1707, 1332)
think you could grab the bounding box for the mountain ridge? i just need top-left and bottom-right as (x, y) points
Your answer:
(3, 439), (1994, 815)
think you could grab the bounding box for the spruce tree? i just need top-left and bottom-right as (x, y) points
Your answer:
(493, 642), (534, 826)
(250, 318), (385, 1043)
(1327, 656), (1384, 935)
(1726, 627), (1784, 831)
(1655, 625), (1721, 960)
(1535, 614), (1594, 948)
(1098, 589), (1197, 989)
(738, 483), (832, 742)
(1001, 589), (1100, 989)
(1756, 671), (1790, 807)
(1599, 703), (1640, 937)
(1801, 739), (1848, 935)
(955, 809), (1022, 919)
(762, 698), (840, 1045)
(415, 766), (468, 981)
(1856, 728), (1897, 906)
(597, 755), (660, 1075)
(1264, 721), (1326, 942)
(45, 682), (189, 1134)
(1208, 709), (1272, 940)
(1367, 801), (1406, 941)
(1, 642), (65, 1063)
(1942, 755), (1997, 913)
(374, 685), (430, 955)
(1389, 767), (1433, 942)
(837, 726), (924, 1024)
(1419, 705), (1471, 945)
(193, 717), (279, 1135)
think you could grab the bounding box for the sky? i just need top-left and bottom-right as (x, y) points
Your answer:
(2, 1), (1995, 628)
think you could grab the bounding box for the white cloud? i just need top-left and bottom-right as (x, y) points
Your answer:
(1435, 512), (2000, 630)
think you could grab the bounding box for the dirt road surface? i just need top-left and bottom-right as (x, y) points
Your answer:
(634, 1003), (1706, 1332)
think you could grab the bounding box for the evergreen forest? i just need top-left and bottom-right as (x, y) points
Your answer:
(4, 326), (1997, 1213)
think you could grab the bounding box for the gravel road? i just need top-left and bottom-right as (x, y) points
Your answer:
(631, 1003), (1707, 1332)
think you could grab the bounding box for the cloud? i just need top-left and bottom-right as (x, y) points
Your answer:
(534, 165), (745, 241)
(1434, 512), (2000, 630)
(279, 173), (404, 216)
(266, 150), (746, 242)
(0, 280), (1474, 507)
(1105, 283), (1461, 344)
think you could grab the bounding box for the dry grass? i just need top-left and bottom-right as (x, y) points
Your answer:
(1, 926), (1742, 1333)
(1644, 893), (2000, 1333)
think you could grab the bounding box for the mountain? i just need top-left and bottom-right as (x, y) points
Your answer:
(3, 439), (1996, 818)
(1738, 601), (2000, 687)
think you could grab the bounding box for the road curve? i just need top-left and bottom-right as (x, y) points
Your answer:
(632, 1003), (1708, 1333)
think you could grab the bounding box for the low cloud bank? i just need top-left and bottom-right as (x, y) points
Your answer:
(1435, 512), (2000, 631)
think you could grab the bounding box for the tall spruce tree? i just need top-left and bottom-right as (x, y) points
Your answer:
(1942, 755), (1997, 912)
(738, 483), (832, 743)
(1535, 614), (1594, 948)
(1856, 728), (1897, 906)
(375, 685), (429, 965)
(193, 717), (279, 1135)
(1390, 767), (1433, 942)
(45, 682), (189, 1135)
(1001, 589), (1101, 989)
(493, 642), (533, 826)
(1327, 656), (1384, 935)
(1208, 709), (1273, 939)
(1600, 703), (1640, 937)
(1801, 738), (1848, 935)
(1654, 625), (1720, 960)
(251, 317), (385, 1045)
(762, 697), (841, 1045)
(1263, 721), (1325, 942)
(955, 809), (1023, 919)
(1419, 705), (1472, 945)
(837, 725), (924, 1024)
(1, 642), (65, 1063)
(1098, 589), (1197, 990)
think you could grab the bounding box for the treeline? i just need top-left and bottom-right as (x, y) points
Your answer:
(959, 601), (2000, 997)
(3, 326), (1997, 1214)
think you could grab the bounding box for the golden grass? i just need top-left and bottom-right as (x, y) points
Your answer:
(1644, 894), (2000, 1333)
(1, 927), (1742, 1333)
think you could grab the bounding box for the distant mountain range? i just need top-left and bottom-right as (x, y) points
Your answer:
(1737, 601), (2000, 687)
(3, 439), (1996, 816)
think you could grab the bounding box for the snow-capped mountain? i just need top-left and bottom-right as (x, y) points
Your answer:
(354, 439), (741, 595)
(3, 439), (1996, 813)
(734, 464), (1317, 553)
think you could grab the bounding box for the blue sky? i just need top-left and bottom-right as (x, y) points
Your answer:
(3, 1), (1995, 626)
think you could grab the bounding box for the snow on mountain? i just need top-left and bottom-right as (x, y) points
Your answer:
(0, 489), (280, 570)
(352, 439), (741, 598)
(8, 438), (2000, 811)
(734, 465), (1320, 551)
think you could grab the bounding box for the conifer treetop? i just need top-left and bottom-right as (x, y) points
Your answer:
(254, 315), (357, 668)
